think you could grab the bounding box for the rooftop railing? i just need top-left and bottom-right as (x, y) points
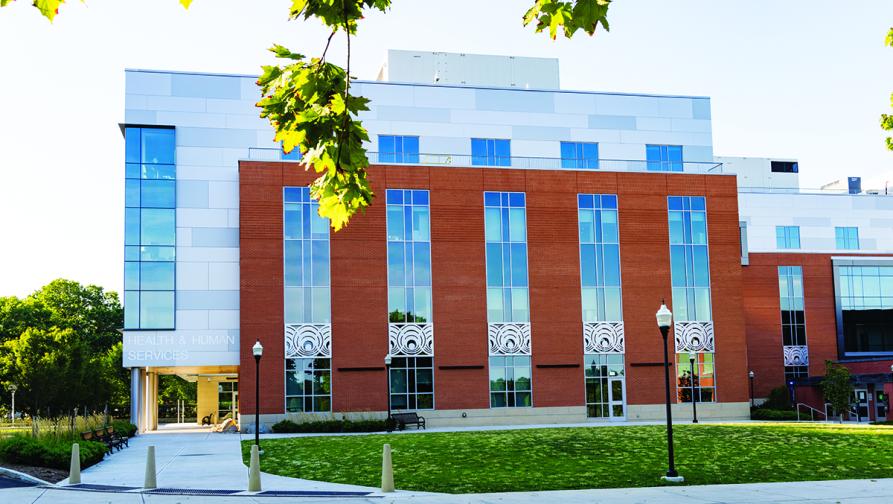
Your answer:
(246, 148), (725, 175)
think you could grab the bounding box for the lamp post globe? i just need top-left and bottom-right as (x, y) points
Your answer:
(8, 384), (16, 424)
(688, 351), (698, 424)
(748, 370), (755, 408)
(384, 355), (393, 432)
(656, 301), (681, 481)
(252, 340), (263, 450)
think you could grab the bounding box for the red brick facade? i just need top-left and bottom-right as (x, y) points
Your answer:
(239, 162), (749, 415)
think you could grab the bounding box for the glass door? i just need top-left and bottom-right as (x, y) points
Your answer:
(584, 354), (625, 420)
(608, 377), (626, 419)
(850, 389), (869, 421)
(876, 390), (889, 421)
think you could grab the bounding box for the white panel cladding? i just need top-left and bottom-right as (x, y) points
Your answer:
(488, 323), (531, 356)
(583, 322), (625, 354)
(739, 192), (893, 253)
(285, 324), (332, 358)
(783, 345), (809, 366)
(674, 321), (715, 353)
(388, 323), (434, 356)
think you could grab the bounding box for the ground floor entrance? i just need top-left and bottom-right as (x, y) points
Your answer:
(585, 354), (626, 420)
(130, 365), (239, 432)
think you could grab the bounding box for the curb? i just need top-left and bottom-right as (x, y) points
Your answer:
(0, 466), (55, 486)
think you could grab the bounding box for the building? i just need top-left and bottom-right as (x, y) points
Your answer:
(121, 50), (893, 431)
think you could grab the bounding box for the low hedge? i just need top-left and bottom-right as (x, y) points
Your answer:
(0, 435), (107, 470)
(750, 408), (800, 421)
(271, 418), (387, 433)
(111, 420), (138, 438)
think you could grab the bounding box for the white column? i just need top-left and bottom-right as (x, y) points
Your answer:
(130, 368), (141, 430)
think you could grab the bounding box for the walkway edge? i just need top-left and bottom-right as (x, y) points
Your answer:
(0, 466), (54, 486)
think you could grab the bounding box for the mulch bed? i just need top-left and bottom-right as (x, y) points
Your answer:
(1, 462), (68, 483)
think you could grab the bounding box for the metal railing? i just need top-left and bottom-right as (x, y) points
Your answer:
(246, 148), (725, 175)
(795, 403), (828, 421)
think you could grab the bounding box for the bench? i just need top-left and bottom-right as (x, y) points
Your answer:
(106, 426), (129, 450)
(81, 427), (128, 454)
(391, 412), (426, 430)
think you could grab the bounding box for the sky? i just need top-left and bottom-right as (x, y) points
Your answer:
(0, 0), (891, 298)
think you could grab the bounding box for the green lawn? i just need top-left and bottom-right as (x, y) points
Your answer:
(242, 424), (893, 493)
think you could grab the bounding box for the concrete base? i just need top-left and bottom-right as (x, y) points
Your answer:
(662, 475), (685, 484)
(627, 401), (750, 421)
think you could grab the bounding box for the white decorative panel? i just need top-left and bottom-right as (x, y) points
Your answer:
(783, 345), (809, 366)
(388, 323), (434, 357)
(488, 323), (531, 356)
(285, 324), (332, 358)
(674, 321), (715, 353)
(583, 322), (625, 354)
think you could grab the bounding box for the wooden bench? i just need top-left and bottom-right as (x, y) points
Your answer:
(106, 426), (129, 450)
(391, 412), (426, 430)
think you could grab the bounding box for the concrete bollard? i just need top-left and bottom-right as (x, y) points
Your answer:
(381, 443), (395, 493)
(68, 443), (81, 485)
(144, 446), (157, 489)
(248, 444), (262, 492)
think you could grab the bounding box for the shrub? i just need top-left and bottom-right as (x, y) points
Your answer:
(750, 408), (799, 421)
(342, 419), (388, 433)
(762, 386), (792, 410)
(0, 435), (107, 469)
(271, 418), (387, 433)
(111, 420), (138, 438)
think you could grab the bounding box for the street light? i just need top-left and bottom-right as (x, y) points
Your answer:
(8, 384), (16, 424)
(656, 301), (682, 482)
(748, 371), (755, 408)
(252, 340), (263, 450)
(384, 354), (393, 432)
(688, 352), (698, 424)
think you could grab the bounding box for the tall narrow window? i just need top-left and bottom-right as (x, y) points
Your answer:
(561, 142), (599, 169)
(647, 145), (683, 172)
(835, 227), (859, 250)
(668, 196), (715, 403)
(472, 138), (511, 167)
(386, 189), (434, 410)
(485, 191), (531, 408)
(379, 135), (420, 164)
(779, 266), (809, 379)
(776, 226), (801, 249)
(284, 187), (332, 413)
(124, 126), (176, 330)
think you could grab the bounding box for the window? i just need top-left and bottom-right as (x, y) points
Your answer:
(779, 266), (806, 346)
(835, 227), (859, 250)
(124, 126), (176, 330)
(472, 138), (511, 167)
(389, 357), (434, 410)
(484, 192), (529, 323)
(776, 226), (801, 249)
(489, 356), (532, 407)
(283, 187), (331, 324)
(217, 382), (238, 420)
(646, 145), (683, 172)
(584, 354), (624, 418)
(676, 353), (715, 403)
(561, 142), (599, 169)
(379, 135), (419, 164)
(285, 358), (331, 413)
(838, 265), (893, 354)
(668, 196), (711, 322)
(785, 366), (808, 381)
(771, 161), (799, 173)
(386, 190), (431, 323)
(578, 194), (621, 321)
(281, 141), (302, 161)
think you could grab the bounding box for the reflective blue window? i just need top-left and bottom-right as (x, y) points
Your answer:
(647, 145), (683, 172)
(776, 226), (801, 249)
(485, 192), (528, 322)
(283, 187), (331, 324)
(379, 135), (420, 164)
(281, 141), (302, 161)
(387, 189), (431, 323)
(124, 126), (176, 330)
(561, 142), (599, 169)
(578, 194), (622, 321)
(835, 227), (859, 250)
(668, 196), (711, 322)
(472, 138), (511, 167)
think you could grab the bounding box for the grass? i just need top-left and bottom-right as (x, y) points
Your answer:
(242, 423), (893, 493)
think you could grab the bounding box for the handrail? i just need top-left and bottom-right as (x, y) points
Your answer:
(795, 403), (827, 421)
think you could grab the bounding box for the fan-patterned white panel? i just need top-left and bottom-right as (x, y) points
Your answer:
(583, 322), (625, 354)
(488, 323), (531, 356)
(783, 345), (809, 366)
(285, 324), (332, 358)
(389, 323), (434, 356)
(674, 321), (715, 353)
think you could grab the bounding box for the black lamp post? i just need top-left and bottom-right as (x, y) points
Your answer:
(384, 354), (393, 432)
(688, 352), (698, 424)
(656, 301), (682, 482)
(252, 340), (263, 450)
(748, 370), (755, 408)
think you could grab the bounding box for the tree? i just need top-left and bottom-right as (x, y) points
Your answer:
(884, 28), (893, 151)
(1, 0), (613, 229)
(821, 360), (853, 423)
(30, 279), (123, 352)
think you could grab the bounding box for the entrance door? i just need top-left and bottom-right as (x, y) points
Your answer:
(608, 377), (626, 419)
(876, 390), (889, 421)
(851, 389), (870, 421)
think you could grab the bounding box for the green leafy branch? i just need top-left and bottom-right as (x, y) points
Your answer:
(523, 0), (612, 40)
(883, 28), (893, 151)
